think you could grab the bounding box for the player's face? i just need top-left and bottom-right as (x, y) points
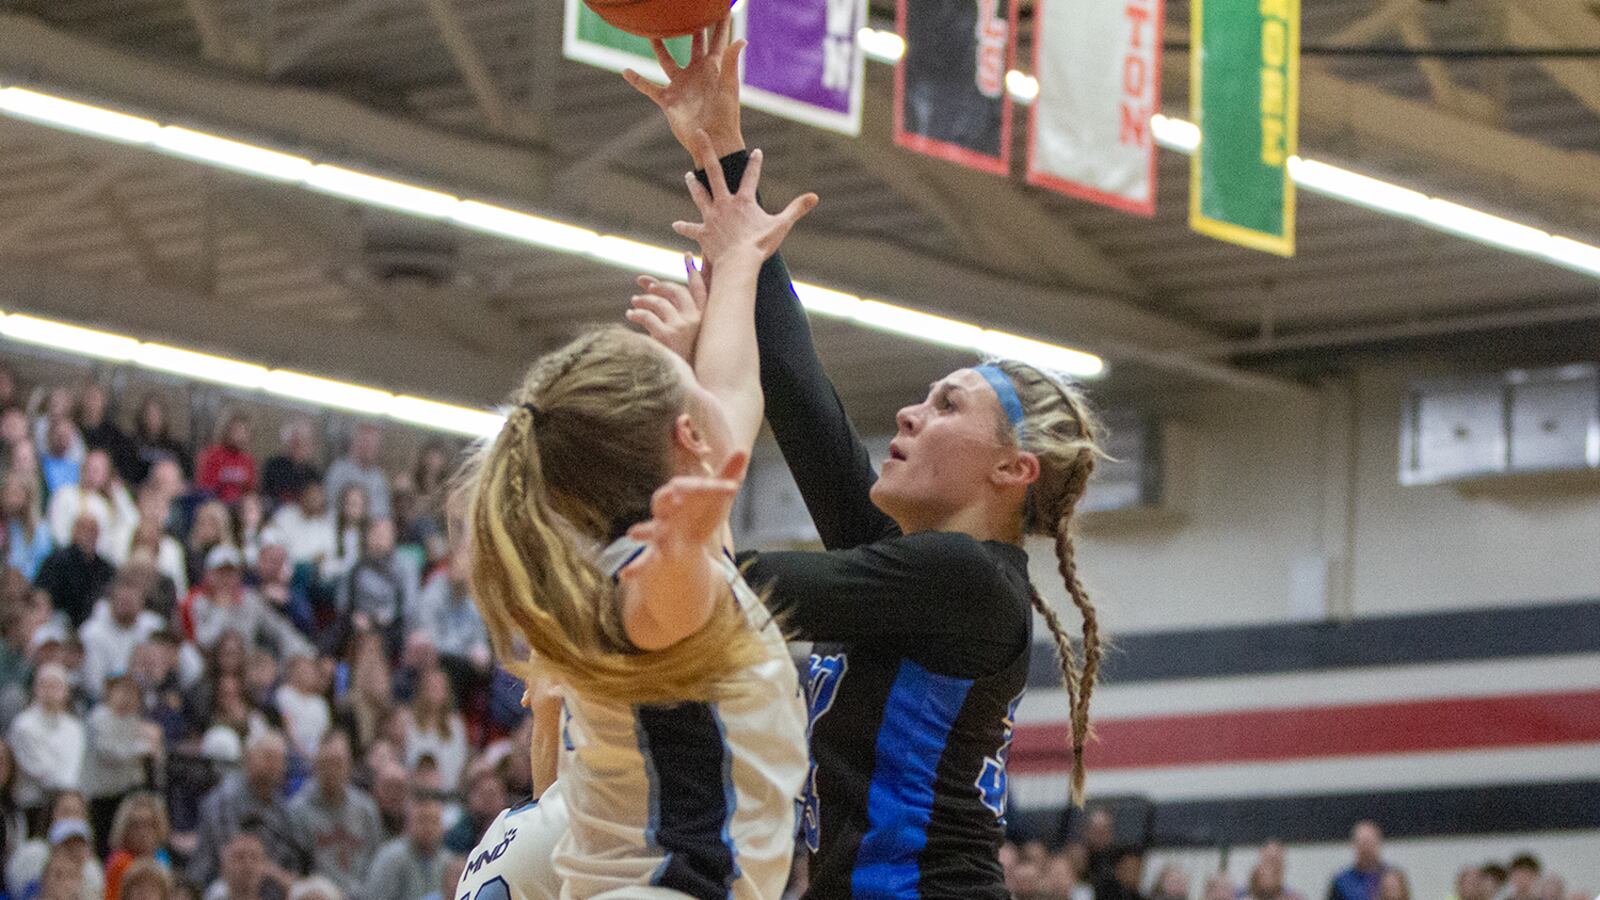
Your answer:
(871, 369), (1014, 531)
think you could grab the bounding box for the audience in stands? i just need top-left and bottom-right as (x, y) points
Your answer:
(0, 366), (1587, 900)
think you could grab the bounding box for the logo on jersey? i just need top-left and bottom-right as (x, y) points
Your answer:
(561, 703), (574, 752)
(464, 828), (518, 877)
(801, 653), (847, 852)
(976, 691), (1024, 821)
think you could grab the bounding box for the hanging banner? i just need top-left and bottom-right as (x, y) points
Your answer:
(741, 0), (866, 136)
(894, 0), (1018, 175)
(562, 0), (693, 80)
(1190, 0), (1299, 255)
(1026, 0), (1164, 216)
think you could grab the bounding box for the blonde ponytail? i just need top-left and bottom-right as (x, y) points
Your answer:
(459, 327), (766, 705)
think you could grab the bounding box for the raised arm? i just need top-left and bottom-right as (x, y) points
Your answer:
(627, 19), (898, 550)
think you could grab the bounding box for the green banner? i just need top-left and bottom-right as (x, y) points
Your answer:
(1190, 0), (1298, 256)
(562, 0), (691, 77)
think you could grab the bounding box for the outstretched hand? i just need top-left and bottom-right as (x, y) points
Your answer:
(674, 131), (818, 266)
(620, 451), (749, 581)
(626, 254), (708, 363)
(623, 17), (746, 159)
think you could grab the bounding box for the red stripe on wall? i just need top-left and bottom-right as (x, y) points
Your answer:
(1010, 688), (1600, 773)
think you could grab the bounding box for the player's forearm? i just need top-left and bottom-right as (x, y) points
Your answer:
(692, 251), (764, 450)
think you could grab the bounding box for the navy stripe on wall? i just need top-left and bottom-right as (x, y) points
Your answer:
(1028, 598), (1600, 688)
(1007, 780), (1600, 848)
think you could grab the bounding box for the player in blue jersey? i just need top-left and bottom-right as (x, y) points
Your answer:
(457, 144), (815, 899)
(626, 22), (1105, 900)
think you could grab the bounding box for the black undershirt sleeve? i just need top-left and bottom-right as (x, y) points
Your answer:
(697, 152), (898, 551)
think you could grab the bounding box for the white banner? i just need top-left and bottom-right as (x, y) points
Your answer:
(1026, 0), (1164, 216)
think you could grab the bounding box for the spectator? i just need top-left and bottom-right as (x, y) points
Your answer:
(1, 408), (35, 483)
(103, 792), (172, 900)
(1096, 847), (1149, 900)
(420, 854), (464, 900)
(0, 365), (17, 412)
(1377, 870), (1409, 900)
(334, 644), (392, 758)
(254, 543), (309, 634)
(83, 674), (162, 849)
(403, 440), (452, 545)
(35, 843), (85, 900)
(287, 733), (381, 900)
(142, 458), (190, 535)
(204, 830), (287, 900)
(1507, 855), (1541, 900)
(114, 485), (189, 594)
(189, 546), (309, 658)
(79, 567), (165, 698)
(1247, 841), (1305, 900)
(0, 739), (24, 868)
(324, 425), (389, 521)
(391, 631), (437, 705)
(1482, 865), (1508, 898)
(335, 519), (414, 657)
(1327, 822), (1388, 900)
(274, 655), (330, 760)
(197, 415), (258, 507)
(237, 493), (267, 568)
(1152, 865), (1191, 900)
(130, 634), (190, 742)
(368, 764), (407, 843)
(363, 791), (444, 900)
(1043, 849), (1094, 900)
(400, 668), (468, 793)
(39, 419), (82, 499)
(260, 420), (322, 508)
(47, 449), (136, 558)
(34, 512), (113, 630)
(118, 859), (174, 900)
(443, 766), (506, 854)
(5, 792), (103, 899)
(1452, 867), (1487, 900)
(78, 384), (139, 488)
(189, 731), (307, 890)
(129, 396), (191, 484)
(1080, 806), (1118, 886)
(186, 502), (234, 591)
(3, 476), (53, 581)
(1535, 877), (1566, 900)
(8, 664), (85, 827)
(1207, 875), (1240, 900)
(126, 537), (183, 622)
(264, 482), (336, 573)
(414, 547), (490, 698)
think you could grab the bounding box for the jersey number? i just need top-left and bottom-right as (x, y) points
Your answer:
(459, 877), (509, 900)
(801, 653), (847, 852)
(976, 691), (1024, 822)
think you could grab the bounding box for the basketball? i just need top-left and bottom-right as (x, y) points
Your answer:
(582, 0), (732, 39)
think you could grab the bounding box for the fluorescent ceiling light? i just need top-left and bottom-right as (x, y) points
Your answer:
(0, 87), (160, 144)
(975, 330), (1106, 378)
(304, 165), (460, 219)
(263, 370), (395, 415)
(852, 300), (986, 350)
(154, 127), (313, 182)
(388, 395), (505, 438)
(0, 314), (140, 361)
(452, 201), (598, 254)
(586, 236), (689, 280)
(134, 343), (269, 389)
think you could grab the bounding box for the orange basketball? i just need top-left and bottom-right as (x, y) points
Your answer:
(583, 0), (733, 39)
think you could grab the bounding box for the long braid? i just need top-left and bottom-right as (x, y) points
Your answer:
(1054, 452), (1099, 806)
(995, 358), (1106, 808)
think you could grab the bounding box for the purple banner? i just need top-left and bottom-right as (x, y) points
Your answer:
(741, 0), (864, 135)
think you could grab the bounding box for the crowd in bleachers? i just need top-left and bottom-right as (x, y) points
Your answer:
(1000, 813), (1593, 900)
(0, 361), (522, 900)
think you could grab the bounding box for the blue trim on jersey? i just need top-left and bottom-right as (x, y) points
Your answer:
(635, 702), (740, 900)
(851, 660), (974, 899)
(508, 796), (539, 814)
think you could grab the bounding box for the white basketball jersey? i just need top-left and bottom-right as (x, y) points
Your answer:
(552, 538), (808, 900)
(454, 789), (568, 900)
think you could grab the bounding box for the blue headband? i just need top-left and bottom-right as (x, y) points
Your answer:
(975, 364), (1025, 436)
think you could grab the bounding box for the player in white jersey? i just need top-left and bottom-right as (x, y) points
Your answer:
(457, 134), (816, 899)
